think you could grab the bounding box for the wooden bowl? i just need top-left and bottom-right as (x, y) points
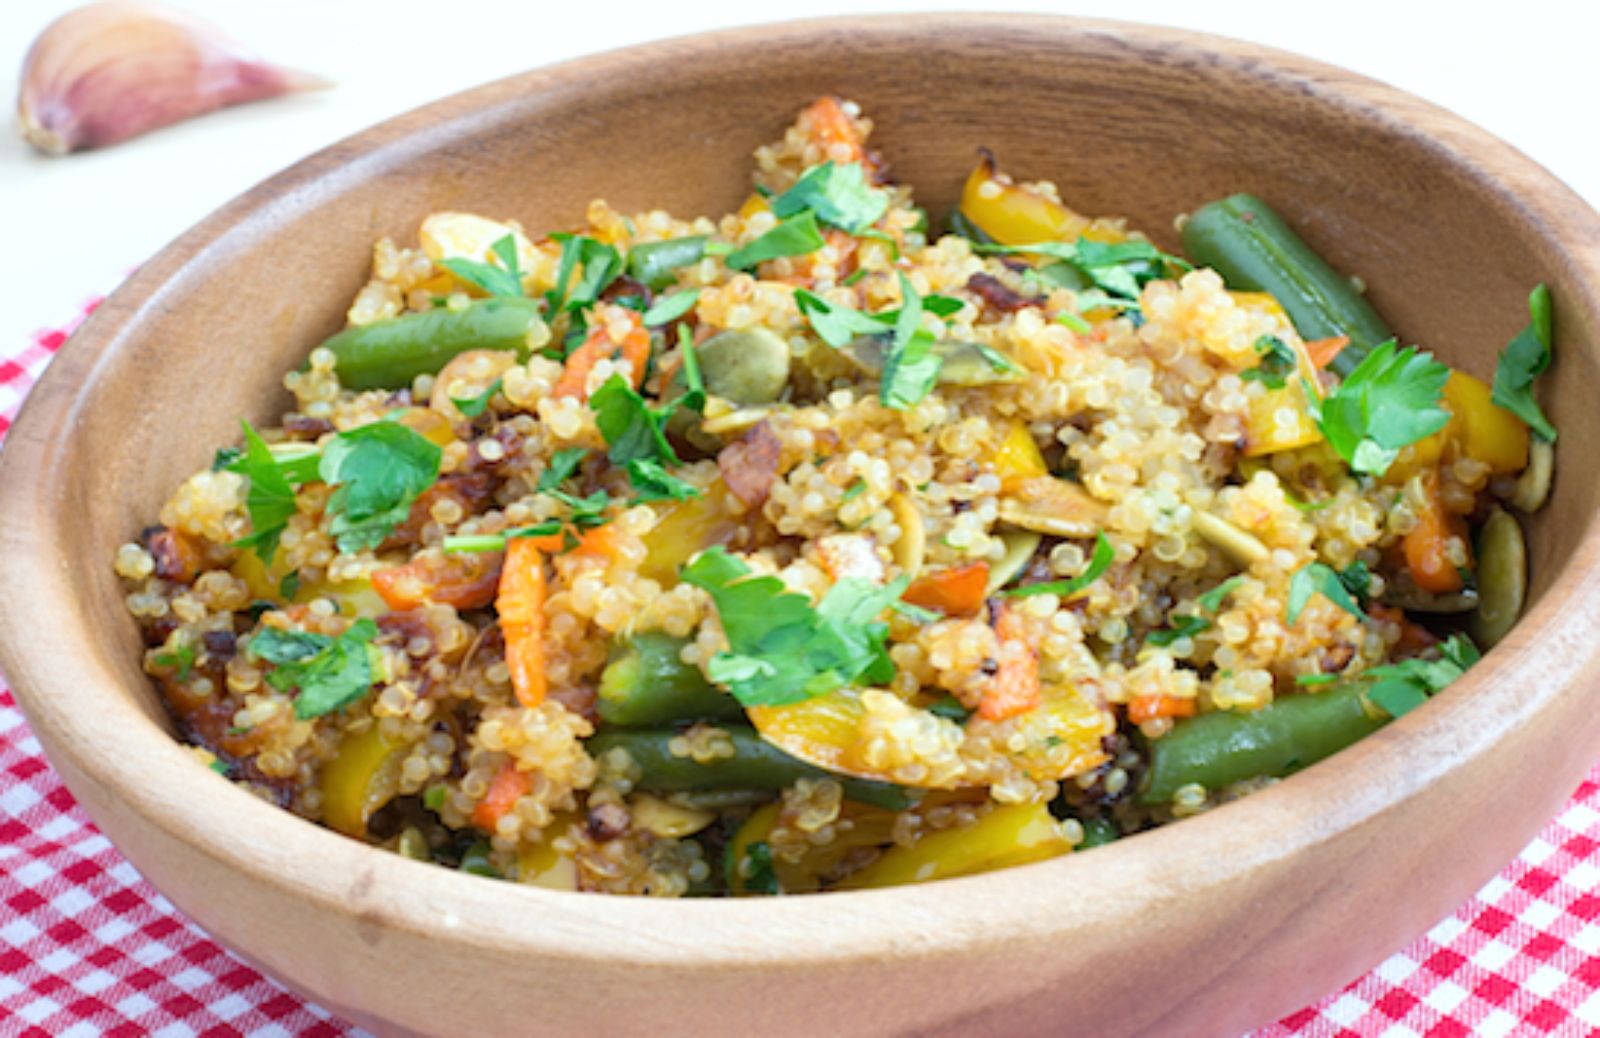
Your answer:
(3, 14), (1599, 1037)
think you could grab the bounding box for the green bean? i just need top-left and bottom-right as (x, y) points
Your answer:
(1181, 194), (1394, 377)
(1078, 817), (1120, 850)
(628, 236), (707, 291)
(1138, 684), (1386, 804)
(586, 726), (914, 811)
(596, 633), (745, 727)
(320, 297), (544, 390)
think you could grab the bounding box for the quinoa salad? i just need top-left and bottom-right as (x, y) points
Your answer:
(115, 98), (1557, 895)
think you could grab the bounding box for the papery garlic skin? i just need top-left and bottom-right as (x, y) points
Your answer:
(16, 1), (328, 156)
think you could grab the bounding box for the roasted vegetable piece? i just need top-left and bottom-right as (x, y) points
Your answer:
(1078, 816), (1120, 849)
(321, 725), (410, 837)
(585, 725), (913, 811)
(1139, 684), (1386, 804)
(1469, 508), (1527, 649)
(628, 236), (708, 291)
(726, 800), (901, 895)
(960, 151), (1089, 246)
(497, 538), (548, 709)
(321, 297), (544, 390)
(596, 632), (744, 727)
(1182, 194), (1393, 377)
(835, 802), (1072, 889)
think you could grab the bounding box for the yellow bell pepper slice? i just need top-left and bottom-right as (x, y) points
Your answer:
(960, 153), (1090, 246)
(750, 684), (1112, 790)
(321, 725), (410, 837)
(738, 193), (771, 221)
(516, 814), (580, 890)
(639, 479), (742, 586)
(835, 801), (1071, 889)
(1233, 292), (1325, 457)
(727, 801), (901, 895)
(1445, 370), (1529, 475)
(991, 420), (1050, 491)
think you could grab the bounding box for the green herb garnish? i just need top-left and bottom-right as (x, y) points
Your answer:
(1305, 340), (1451, 476)
(1147, 576), (1244, 646)
(590, 374), (679, 466)
(840, 479), (867, 503)
(771, 161), (889, 233)
(926, 695), (973, 723)
(879, 273), (942, 410)
(1002, 531), (1115, 599)
(1241, 334), (1297, 389)
(794, 289), (889, 347)
(1490, 283), (1557, 442)
(626, 458), (702, 503)
(442, 520), (565, 554)
(1286, 562), (1367, 625)
(725, 211), (827, 271)
(741, 840), (781, 895)
(318, 421), (443, 553)
(153, 642), (196, 680)
(981, 237), (1188, 303)
(1363, 633), (1480, 718)
(681, 547), (907, 707)
(228, 420), (302, 563)
(440, 234), (524, 299)
(538, 448), (589, 492)
(211, 446), (242, 471)
(451, 377), (503, 419)
(248, 619), (380, 719)
(547, 234), (623, 314)
(642, 289), (700, 328)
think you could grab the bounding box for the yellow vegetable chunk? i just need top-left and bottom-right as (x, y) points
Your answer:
(515, 816), (580, 890)
(321, 725), (410, 837)
(991, 419), (1049, 490)
(1445, 370), (1529, 475)
(836, 802), (1071, 889)
(960, 154), (1090, 246)
(639, 479), (743, 587)
(1232, 292), (1326, 458)
(750, 684), (1112, 790)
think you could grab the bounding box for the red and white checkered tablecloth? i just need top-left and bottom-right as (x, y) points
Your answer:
(3, 301), (1600, 1038)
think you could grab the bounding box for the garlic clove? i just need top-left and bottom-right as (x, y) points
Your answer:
(16, 1), (329, 156)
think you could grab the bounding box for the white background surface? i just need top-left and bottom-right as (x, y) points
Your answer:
(3, 1), (1599, 355)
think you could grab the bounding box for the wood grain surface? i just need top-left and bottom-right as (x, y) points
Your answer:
(2, 14), (1599, 1038)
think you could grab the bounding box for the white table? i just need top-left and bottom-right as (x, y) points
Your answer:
(3, 0), (1598, 354)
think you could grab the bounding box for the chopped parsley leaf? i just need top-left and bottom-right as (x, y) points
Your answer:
(1286, 562), (1367, 625)
(153, 642), (196, 680)
(1490, 283), (1557, 442)
(1240, 334), (1297, 389)
(211, 446), (242, 471)
(725, 211), (826, 271)
(278, 570), (301, 600)
(547, 234), (623, 315)
(537, 447), (589, 492)
(741, 840), (781, 895)
(451, 377), (502, 418)
(626, 458), (701, 503)
(981, 237), (1188, 303)
(439, 234), (524, 299)
(771, 161), (889, 233)
(1304, 340), (1451, 476)
(880, 273), (942, 410)
(589, 374), (679, 466)
(249, 619), (380, 720)
(840, 479), (867, 503)
(642, 289), (700, 328)
(1002, 531), (1115, 599)
(926, 695), (973, 723)
(318, 421), (443, 554)
(1145, 614), (1210, 648)
(209, 758), (230, 775)
(227, 420), (303, 563)
(681, 547), (907, 707)
(1148, 576), (1244, 646)
(1363, 633), (1479, 718)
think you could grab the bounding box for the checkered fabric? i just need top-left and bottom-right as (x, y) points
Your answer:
(2, 302), (1598, 1037)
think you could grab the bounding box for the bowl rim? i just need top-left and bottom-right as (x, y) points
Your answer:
(4, 10), (1600, 975)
